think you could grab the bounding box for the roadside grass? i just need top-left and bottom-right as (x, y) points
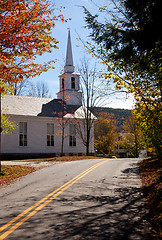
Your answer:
(0, 166), (36, 187)
(0, 156), (100, 187)
(15, 156), (100, 162)
(139, 158), (162, 238)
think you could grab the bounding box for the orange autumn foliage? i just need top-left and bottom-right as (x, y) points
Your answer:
(0, 0), (69, 91)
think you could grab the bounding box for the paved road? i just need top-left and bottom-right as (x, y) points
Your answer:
(0, 158), (157, 240)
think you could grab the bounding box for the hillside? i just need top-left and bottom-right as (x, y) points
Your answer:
(92, 107), (132, 131)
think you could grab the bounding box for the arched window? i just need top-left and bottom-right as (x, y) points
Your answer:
(62, 78), (64, 89)
(71, 77), (75, 89)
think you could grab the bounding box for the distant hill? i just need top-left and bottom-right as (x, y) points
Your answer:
(91, 107), (132, 131)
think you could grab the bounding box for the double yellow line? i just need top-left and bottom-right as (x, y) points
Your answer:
(0, 159), (110, 239)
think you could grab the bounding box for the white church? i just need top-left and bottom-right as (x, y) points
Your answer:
(1, 30), (96, 159)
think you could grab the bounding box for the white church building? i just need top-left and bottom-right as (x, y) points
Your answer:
(1, 30), (96, 159)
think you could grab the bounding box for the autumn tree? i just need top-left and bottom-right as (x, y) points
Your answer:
(0, 0), (66, 89)
(0, 0), (68, 171)
(54, 86), (78, 155)
(76, 58), (104, 155)
(94, 112), (117, 155)
(6, 79), (28, 96)
(1, 113), (17, 135)
(118, 116), (145, 158)
(133, 102), (161, 159)
(83, 0), (162, 159)
(54, 101), (70, 155)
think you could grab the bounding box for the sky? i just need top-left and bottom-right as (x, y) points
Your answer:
(32, 0), (134, 110)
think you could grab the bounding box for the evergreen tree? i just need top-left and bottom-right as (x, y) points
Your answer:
(83, 0), (162, 159)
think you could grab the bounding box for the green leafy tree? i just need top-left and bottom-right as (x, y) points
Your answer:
(83, 0), (162, 159)
(83, 0), (161, 81)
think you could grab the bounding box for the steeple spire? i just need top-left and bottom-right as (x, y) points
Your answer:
(57, 29), (82, 105)
(64, 29), (74, 73)
(66, 29), (73, 66)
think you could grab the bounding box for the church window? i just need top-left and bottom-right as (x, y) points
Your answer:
(71, 77), (75, 89)
(47, 123), (54, 146)
(62, 78), (64, 89)
(69, 124), (76, 146)
(19, 122), (27, 146)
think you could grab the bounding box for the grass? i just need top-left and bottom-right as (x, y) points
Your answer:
(15, 156), (100, 162)
(139, 158), (162, 238)
(0, 165), (36, 187)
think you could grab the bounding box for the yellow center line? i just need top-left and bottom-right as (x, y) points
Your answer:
(0, 160), (102, 233)
(0, 159), (110, 240)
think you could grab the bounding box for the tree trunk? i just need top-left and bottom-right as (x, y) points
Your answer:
(61, 135), (64, 155)
(134, 129), (139, 158)
(86, 124), (90, 156)
(0, 92), (2, 172)
(61, 120), (65, 155)
(86, 142), (89, 156)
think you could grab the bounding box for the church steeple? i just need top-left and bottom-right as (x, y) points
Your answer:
(66, 30), (73, 66)
(57, 30), (82, 106)
(64, 29), (74, 73)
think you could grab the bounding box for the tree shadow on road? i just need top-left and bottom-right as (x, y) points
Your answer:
(43, 163), (159, 240)
(10, 163), (160, 240)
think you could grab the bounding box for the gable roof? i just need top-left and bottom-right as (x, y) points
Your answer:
(1, 95), (81, 118)
(2, 95), (52, 116)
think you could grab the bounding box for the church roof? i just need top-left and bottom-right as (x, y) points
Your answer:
(2, 95), (81, 118)
(38, 99), (80, 117)
(2, 95), (52, 116)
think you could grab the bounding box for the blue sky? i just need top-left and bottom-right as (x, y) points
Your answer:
(33, 0), (134, 109)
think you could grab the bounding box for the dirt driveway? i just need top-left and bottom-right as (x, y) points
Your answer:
(2, 160), (59, 169)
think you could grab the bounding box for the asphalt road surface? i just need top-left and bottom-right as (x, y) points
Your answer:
(0, 158), (157, 240)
